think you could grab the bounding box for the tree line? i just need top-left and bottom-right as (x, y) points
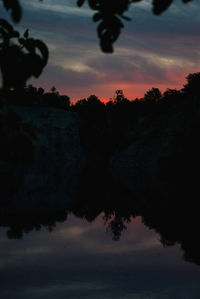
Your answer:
(0, 71), (199, 168)
(0, 85), (70, 110)
(68, 72), (200, 163)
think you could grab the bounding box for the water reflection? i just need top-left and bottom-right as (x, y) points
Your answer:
(1, 161), (200, 298)
(0, 215), (200, 299)
(1, 160), (200, 269)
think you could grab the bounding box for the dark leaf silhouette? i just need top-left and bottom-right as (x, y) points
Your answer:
(0, 0), (195, 55)
(93, 12), (102, 22)
(0, 18), (13, 32)
(153, 0), (173, 15)
(0, 20), (48, 90)
(2, 0), (22, 22)
(0, 0), (196, 92)
(23, 29), (29, 39)
(75, 0), (194, 52)
(77, 0), (85, 7)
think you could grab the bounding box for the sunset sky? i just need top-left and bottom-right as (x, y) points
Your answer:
(1, 0), (200, 101)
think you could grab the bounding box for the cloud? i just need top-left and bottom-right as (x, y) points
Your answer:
(21, 0), (93, 17)
(1, 0), (200, 99)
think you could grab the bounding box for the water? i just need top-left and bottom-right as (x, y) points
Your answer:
(0, 214), (200, 299)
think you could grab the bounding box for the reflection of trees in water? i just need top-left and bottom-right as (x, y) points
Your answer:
(141, 190), (200, 266)
(72, 159), (134, 241)
(1, 152), (200, 267)
(0, 159), (134, 240)
(103, 213), (131, 241)
(0, 211), (68, 239)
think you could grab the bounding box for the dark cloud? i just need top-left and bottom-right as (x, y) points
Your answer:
(87, 54), (169, 84)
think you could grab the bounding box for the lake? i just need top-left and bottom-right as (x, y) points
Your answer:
(0, 213), (200, 299)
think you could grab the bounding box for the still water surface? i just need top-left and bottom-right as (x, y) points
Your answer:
(0, 214), (200, 299)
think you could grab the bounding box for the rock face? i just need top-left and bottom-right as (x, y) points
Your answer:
(110, 127), (162, 202)
(110, 100), (200, 203)
(0, 106), (84, 214)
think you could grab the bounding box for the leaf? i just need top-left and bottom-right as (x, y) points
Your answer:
(34, 39), (49, 66)
(2, 0), (22, 23)
(31, 54), (43, 78)
(21, 38), (36, 54)
(18, 38), (25, 45)
(121, 15), (131, 21)
(11, 1), (22, 23)
(93, 13), (102, 22)
(0, 18), (14, 32)
(100, 39), (113, 53)
(0, 28), (7, 42)
(77, 0), (85, 7)
(113, 16), (124, 28)
(2, 0), (11, 11)
(24, 29), (29, 39)
(10, 30), (20, 38)
(97, 22), (106, 38)
(88, 0), (100, 10)
(153, 0), (173, 15)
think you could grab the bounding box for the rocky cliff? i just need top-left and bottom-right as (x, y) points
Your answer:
(0, 105), (84, 215)
(110, 97), (200, 204)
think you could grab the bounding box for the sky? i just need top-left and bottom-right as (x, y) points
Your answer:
(1, 0), (200, 101)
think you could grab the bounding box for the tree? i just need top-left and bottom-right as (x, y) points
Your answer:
(50, 86), (57, 94)
(114, 90), (125, 103)
(182, 72), (200, 96)
(37, 87), (45, 96)
(87, 94), (101, 104)
(143, 87), (162, 104)
(162, 88), (182, 105)
(60, 95), (71, 110)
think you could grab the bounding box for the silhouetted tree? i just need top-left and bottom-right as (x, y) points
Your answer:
(37, 87), (44, 96)
(105, 100), (115, 110)
(114, 89), (125, 103)
(162, 88), (182, 106)
(143, 87), (162, 104)
(50, 86), (56, 93)
(182, 72), (200, 96)
(41, 87), (70, 109)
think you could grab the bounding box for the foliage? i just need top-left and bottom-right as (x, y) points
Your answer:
(182, 72), (200, 97)
(0, 19), (48, 91)
(162, 88), (182, 104)
(72, 94), (108, 158)
(0, 0), (22, 23)
(77, 0), (193, 52)
(71, 72), (200, 162)
(143, 87), (162, 104)
(3, 84), (71, 109)
(42, 87), (70, 109)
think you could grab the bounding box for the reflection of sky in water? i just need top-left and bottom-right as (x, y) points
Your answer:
(0, 215), (200, 299)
